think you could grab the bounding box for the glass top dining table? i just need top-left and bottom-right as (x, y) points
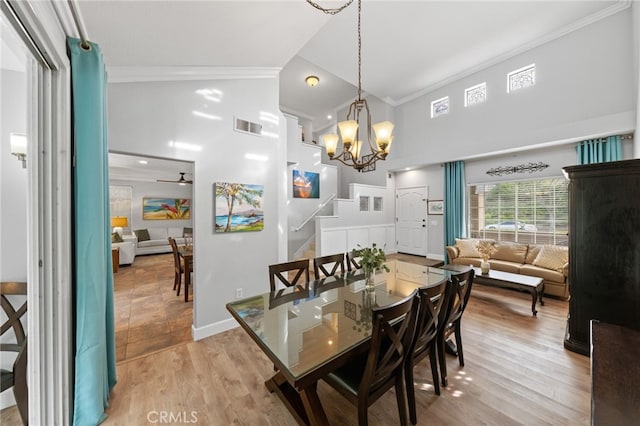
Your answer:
(226, 260), (453, 425)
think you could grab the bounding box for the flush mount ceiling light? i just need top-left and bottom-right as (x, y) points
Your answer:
(305, 75), (320, 87)
(306, 0), (394, 173)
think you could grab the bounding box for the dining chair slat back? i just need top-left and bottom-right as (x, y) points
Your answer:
(1, 281), (28, 425)
(168, 237), (184, 294)
(346, 252), (363, 272)
(437, 268), (475, 387)
(313, 253), (346, 278)
(268, 259), (310, 292)
(322, 290), (419, 426)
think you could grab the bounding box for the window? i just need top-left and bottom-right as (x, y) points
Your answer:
(468, 178), (568, 245)
(430, 96), (449, 118)
(507, 64), (536, 93)
(465, 82), (487, 107)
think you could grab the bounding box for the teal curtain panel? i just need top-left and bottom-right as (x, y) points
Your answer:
(576, 135), (622, 165)
(444, 161), (466, 262)
(68, 37), (117, 426)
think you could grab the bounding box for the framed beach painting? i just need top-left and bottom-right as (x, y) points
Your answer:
(142, 198), (190, 220)
(292, 170), (320, 199)
(214, 182), (264, 233)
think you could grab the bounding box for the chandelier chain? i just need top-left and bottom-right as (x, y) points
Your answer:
(357, 0), (362, 100)
(305, 0), (354, 15)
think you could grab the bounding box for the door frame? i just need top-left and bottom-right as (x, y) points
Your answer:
(3, 1), (74, 423)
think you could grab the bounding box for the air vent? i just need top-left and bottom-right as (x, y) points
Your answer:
(234, 117), (263, 136)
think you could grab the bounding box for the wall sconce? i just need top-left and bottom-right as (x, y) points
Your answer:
(111, 216), (128, 236)
(10, 133), (27, 168)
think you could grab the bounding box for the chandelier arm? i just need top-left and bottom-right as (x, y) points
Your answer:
(305, 0), (354, 15)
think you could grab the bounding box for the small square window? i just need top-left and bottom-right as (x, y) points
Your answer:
(359, 196), (369, 212)
(373, 197), (383, 212)
(431, 96), (449, 118)
(507, 64), (536, 93)
(465, 82), (487, 107)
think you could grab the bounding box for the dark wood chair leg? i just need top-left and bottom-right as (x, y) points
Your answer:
(455, 322), (464, 366)
(438, 335), (448, 387)
(176, 272), (182, 296)
(429, 345), (440, 396)
(395, 374), (409, 426)
(405, 359), (417, 425)
(358, 402), (369, 426)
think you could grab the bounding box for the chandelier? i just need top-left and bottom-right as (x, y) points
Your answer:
(306, 0), (394, 173)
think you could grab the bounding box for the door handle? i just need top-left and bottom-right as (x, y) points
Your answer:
(422, 224), (426, 228)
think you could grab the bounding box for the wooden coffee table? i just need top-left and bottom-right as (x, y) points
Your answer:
(441, 264), (544, 315)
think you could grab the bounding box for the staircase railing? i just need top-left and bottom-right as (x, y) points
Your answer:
(294, 194), (336, 232)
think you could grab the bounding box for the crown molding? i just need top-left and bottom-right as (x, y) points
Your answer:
(107, 66), (281, 83)
(393, 0), (632, 107)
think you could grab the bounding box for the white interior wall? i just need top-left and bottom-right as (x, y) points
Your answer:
(390, 9), (635, 170)
(107, 76), (283, 338)
(0, 70), (28, 282)
(0, 69), (28, 411)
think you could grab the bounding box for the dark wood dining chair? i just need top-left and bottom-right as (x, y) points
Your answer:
(404, 278), (449, 425)
(1, 281), (28, 425)
(313, 253), (346, 278)
(268, 259), (310, 292)
(437, 268), (475, 387)
(346, 251), (363, 272)
(168, 237), (184, 294)
(322, 290), (419, 426)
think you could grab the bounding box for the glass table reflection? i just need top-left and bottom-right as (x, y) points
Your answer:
(226, 260), (452, 425)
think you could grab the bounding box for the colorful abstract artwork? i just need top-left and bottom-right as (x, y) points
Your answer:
(142, 198), (190, 220)
(293, 170), (320, 199)
(214, 182), (264, 233)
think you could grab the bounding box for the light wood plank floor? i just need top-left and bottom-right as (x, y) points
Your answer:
(102, 265), (590, 425)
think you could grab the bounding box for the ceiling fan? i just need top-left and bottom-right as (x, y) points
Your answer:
(157, 172), (193, 185)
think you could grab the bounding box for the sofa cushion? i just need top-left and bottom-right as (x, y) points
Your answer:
(455, 239), (480, 258)
(492, 241), (528, 263)
(520, 264), (565, 284)
(525, 244), (542, 265)
(137, 239), (169, 248)
(451, 257), (482, 267)
(134, 229), (150, 242)
(532, 245), (568, 273)
(148, 228), (168, 240)
(487, 259), (521, 274)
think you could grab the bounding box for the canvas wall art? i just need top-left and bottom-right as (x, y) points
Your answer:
(292, 170), (320, 199)
(214, 182), (264, 232)
(142, 198), (190, 220)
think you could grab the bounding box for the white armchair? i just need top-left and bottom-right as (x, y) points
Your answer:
(112, 234), (137, 265)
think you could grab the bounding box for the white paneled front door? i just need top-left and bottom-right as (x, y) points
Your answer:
(396, 187), (427, 256)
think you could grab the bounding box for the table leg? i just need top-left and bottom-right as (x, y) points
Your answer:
(264, 372), (329, 426)
(530, 288), (537, 316)
(539, 284), (545, 306)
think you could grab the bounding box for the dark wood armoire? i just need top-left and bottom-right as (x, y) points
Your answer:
(562, 159), (640, 355)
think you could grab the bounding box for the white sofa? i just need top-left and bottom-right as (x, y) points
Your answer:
(134, 227), (189, 255)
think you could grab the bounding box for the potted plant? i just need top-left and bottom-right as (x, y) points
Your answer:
(351, 243), (390, 289)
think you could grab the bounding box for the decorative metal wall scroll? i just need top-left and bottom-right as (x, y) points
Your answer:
(486, 162), (549, 177)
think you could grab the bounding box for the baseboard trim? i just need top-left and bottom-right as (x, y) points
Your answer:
(192, 318), (238, 341)
(428, 253), (445, 261)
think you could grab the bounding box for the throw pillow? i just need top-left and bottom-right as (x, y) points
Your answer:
(112, 232), (124, 243)
(183, 227), (193, 237)
(134, 229), (151, 242)
(455, 238), (481, 258)
(532, 245), (568, 272)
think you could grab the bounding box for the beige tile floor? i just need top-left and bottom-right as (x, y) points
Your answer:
(113, 253), (193, 362)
